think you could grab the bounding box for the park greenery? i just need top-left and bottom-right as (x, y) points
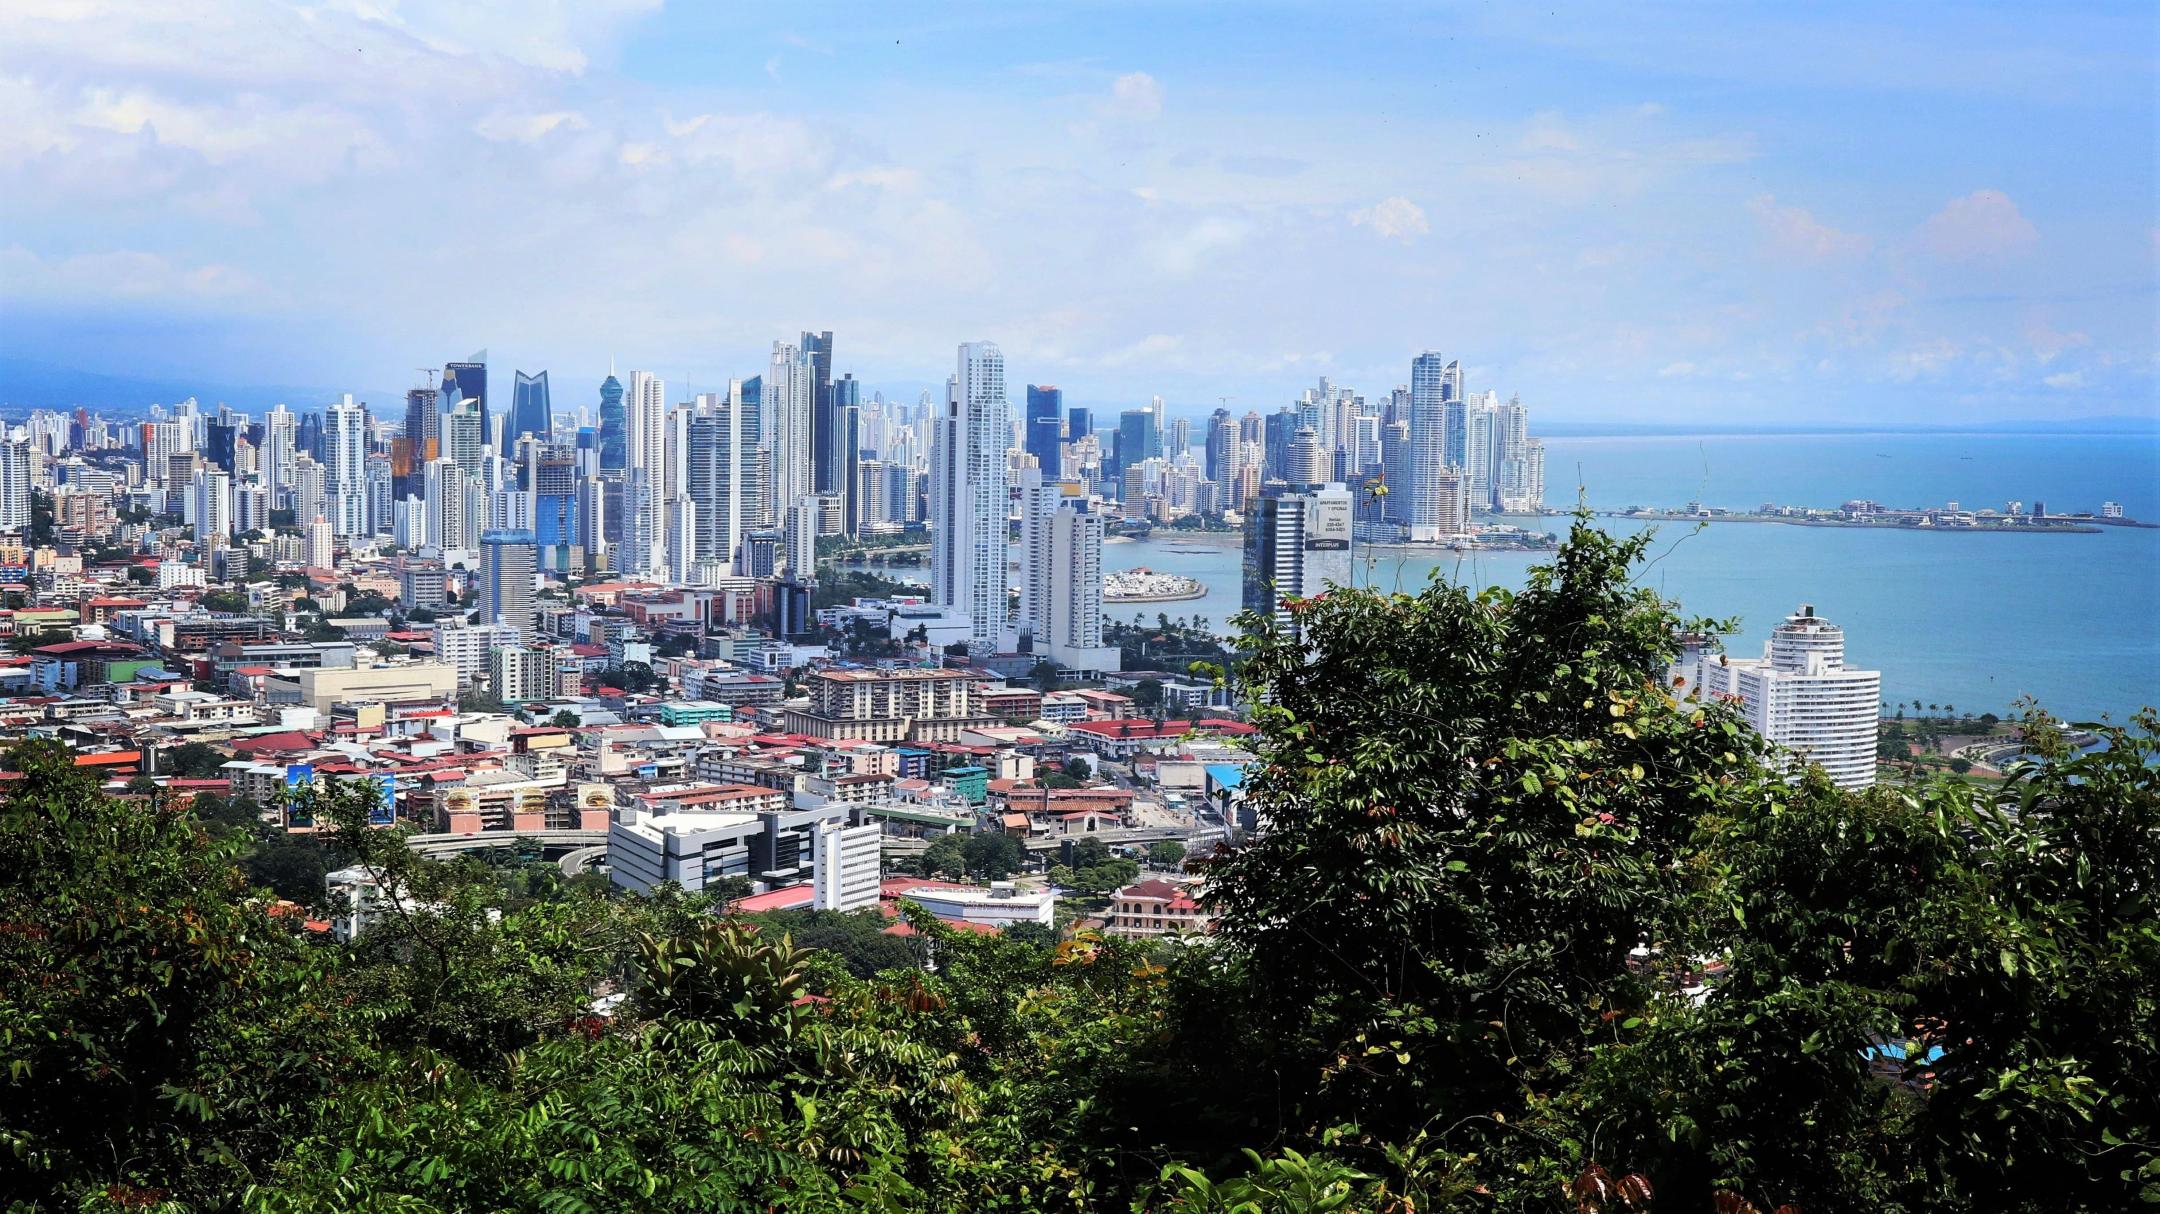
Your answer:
(1, 519), (2153, 1212)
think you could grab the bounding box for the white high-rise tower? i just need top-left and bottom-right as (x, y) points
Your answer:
(323, 394), (370, 537)
(1406, 353), (1450, 540)
(262, 405), (297, 499)
(930, 341), (1011, 654)
(766, 342), (814, 520)
(1019, 467), (1120, 675)
(626, 371), (667, 576)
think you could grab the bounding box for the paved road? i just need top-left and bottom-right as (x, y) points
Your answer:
(405, 829), (610, 858)
(879, 825), (1215, 856)
(557, 845), (608, 877)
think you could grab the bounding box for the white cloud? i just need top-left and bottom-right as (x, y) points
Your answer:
(0, 245), (264, 303)
(2042, 371), (2085, 389)
(1096, 333), (1183, 367)
(474, 109), (588, 143)
(1917, 189), (2038, 261)
(1351, 196), (1429, 240)
(1147, 216), (1251, 276)
(1747, 193), (1869, 260)
(2026, 321), (2091, 364)
(1889, 339), (1960, 380)
(1104, 71), (1164, 120)
(0, 5), (2142, 423)
(825, 167), (922, 193)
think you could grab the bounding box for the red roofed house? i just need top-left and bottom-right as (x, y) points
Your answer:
(1103, 878), (1212, 939)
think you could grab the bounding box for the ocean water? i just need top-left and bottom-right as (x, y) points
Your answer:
(1100, 433), (2160, 722)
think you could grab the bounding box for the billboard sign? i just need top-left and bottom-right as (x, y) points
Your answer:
(284, 763), (315, 827)
(369, 773), (397, 827)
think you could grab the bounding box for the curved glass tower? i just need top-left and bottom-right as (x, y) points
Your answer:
(597, 373), (627, 472)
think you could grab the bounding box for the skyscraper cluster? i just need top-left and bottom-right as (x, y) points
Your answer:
(4, 334), (1542, 674)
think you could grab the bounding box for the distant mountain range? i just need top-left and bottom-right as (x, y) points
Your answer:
(0, 357), (390, 416)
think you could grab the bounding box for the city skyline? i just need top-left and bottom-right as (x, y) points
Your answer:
(1, 3), (2152, 425)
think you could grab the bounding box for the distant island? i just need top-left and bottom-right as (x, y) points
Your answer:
(1601, 499), (2152, 533)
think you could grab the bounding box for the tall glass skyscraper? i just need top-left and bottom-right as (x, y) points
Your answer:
(509, 370), (551, 443)
(1115, 408), (1159, 478)
(1025, 385), (1065, 476)
(803, 330), (836, 494)
(596, 372), (627, 472)
(444, 355), (487, 447)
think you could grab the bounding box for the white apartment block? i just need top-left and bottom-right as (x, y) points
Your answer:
(811, 820), (882, 911)
(1699, 604), (1881, 790)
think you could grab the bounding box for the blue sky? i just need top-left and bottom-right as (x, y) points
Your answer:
(0, 1), (2152, 423)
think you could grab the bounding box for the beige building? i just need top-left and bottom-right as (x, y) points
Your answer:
(780, 668), (997, 742)
(268, 662), (457, 714)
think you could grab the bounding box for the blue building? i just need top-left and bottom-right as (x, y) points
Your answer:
(508, 370), (551, 443)
(1114, 408), (1160, 477)
(1026, 385), (1065, 477)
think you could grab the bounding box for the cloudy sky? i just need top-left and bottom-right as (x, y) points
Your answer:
(1, 1), (2152, 423)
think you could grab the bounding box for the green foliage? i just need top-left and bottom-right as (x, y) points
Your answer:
(242, 835), (333, 903)
(747, 908), (919, 979)
(963, 831), (1027, 880)
(921, 833), (968, 879)
(0, 740), (342, 1209)
(345, 590), (395, 617)
(161, 740), (231, 780)
(1147, 840), (1187, 870)
(199, 588), (249, 614)
(1206, 519), (1766, 1157)
(1070, 858), (1141, 895)
(635, 918), (814, 1044)
(598, 660), (663, 694)
(550, 709), (580, 728)
(1131, 677), (1165, 709)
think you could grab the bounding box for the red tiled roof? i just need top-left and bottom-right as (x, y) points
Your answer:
(231, 730), (319, 754)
